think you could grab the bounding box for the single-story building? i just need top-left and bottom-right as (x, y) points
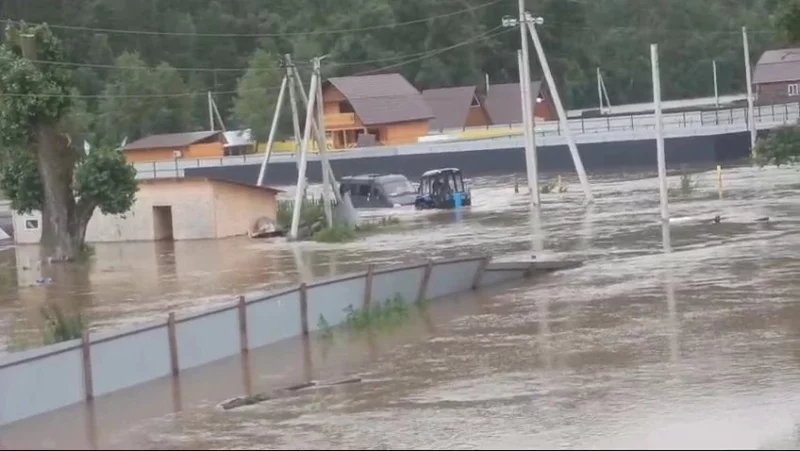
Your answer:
(223, 129), (256, 156)
(752, 47), (800, 105)
(123, 131), (227, 163)
(481, 80), (557, 126)
(321, 73), (434, 149)
(12, 177), (282, 244)
(422, 86), (492, 132)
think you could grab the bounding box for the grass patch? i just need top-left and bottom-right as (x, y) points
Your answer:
(40, 302), (85, 345)
(312, 225), (358, 243)
(278, 197), (402, 243)
(540, 175), (568, 194)
(669, 168), (698, 198)
(276, 197), (330, 231)
(315, 294), (428, 340)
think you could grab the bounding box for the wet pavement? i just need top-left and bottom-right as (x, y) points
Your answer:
(2, 165), (800, 449)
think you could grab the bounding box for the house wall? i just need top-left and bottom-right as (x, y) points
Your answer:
(322, 85), (347, 114)
(465, 105), (491, 128)
(755, 80), (800, 105)
(381, 120), (430, 145)
(534, 99), (557, 121)
(212, 182), (278, 239)
(124, 142), (224, 163)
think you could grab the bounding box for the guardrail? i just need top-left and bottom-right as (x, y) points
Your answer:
(132, 102), (800, 179)
(0, 256), (578, 427)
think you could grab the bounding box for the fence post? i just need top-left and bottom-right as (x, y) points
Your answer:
(786, 103), (790, 124)
(167, 312), (179, 376)
(81, 331), (94, 401)
(682, 111), (687, 127)
(364, 264), (375, 309)
(772, 104), (776, 121)
(581, 117), (585, 133)
(606, 116), (611, 132)
(299, 284), (309, 336)
(471, 256), (491, 290)
(417, 260), (434, 303)
(237, 296), (249, 354)
(630, 115), (634, 130)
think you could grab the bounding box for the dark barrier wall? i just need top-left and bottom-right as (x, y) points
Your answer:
(186, 131), (753, 186)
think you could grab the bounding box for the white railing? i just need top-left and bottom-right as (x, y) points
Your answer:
(133, 102), (800, 179)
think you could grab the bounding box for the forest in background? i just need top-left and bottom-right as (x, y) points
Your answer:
(0, 0), (786, 144)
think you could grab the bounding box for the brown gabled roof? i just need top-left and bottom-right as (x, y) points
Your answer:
(326, 73), (434, 126)
(753, 48), (800, 85)
(124, 131), (223, 151)
(422, 86), (478, 130)
(483, 81), (543, 125)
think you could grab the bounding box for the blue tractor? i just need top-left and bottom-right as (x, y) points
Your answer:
(414, 168), (472, 210)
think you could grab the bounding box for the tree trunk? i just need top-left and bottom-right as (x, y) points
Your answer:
(34, 125), (95, 262)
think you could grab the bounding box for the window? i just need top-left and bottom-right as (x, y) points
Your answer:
(788, 84), (799, 96)
(24, 218), (39, 230)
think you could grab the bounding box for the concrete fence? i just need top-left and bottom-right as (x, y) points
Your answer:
(0, 256), (577, 427)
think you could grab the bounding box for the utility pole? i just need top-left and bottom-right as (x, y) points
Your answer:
(207, 91), (215, 131)
(742, 26), (757, 151)
(256, 60), (289, 186)
(289, 66), (320, 240)
(502, 5), (539, 207)
(285, 54), (303, 169)
(312, 56), (333, 228)
(526, 15), (593, 203)
(651, 44), (671, 252)
(597, 67), (603, 113)
(713, 60), (720, 110)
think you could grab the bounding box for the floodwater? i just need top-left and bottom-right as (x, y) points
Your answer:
(2, 165), (800, 449)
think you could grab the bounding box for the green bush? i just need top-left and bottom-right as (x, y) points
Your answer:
(312, 225), (357, 243)
(41, 303), (85, 344)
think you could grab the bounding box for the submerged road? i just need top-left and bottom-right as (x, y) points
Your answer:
(1, 166), (800, 449)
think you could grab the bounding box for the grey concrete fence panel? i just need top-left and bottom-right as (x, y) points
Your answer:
(89, 322), (172, 397)
(0, 256), (578, 428)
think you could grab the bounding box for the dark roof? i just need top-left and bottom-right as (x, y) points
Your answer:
(124, 131), (223, 151)
(421, 168), (462, 178)
(139, 176), (283, 194)
(422, 86), (477, 130)
(341, 173), (409, 182)
(483, 81), (543, 125)
(753, 48), (800, 84)
(326, 74), (434, 126)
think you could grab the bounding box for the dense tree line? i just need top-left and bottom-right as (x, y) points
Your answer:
(0, 0), (785, 144)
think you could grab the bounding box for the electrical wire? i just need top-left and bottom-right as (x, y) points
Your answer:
(0, 0), (508, 38)
(0, 26), (507, 99)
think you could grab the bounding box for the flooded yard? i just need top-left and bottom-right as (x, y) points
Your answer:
(2, 165), (800, 449)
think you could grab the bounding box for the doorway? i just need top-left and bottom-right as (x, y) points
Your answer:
(152, 206), (174, 241)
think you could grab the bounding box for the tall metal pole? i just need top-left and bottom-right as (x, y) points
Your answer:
(289, 71), (319, 240)
(207, 91), (214, 131)
(527, 19), (593, 203)
(713, 60), (720, 110)
(286, 55), (303, 170)
(742, 27), (757, 150)
(651, 44), (671, 252)
(256, 75), (288, 186)
(313, 57), (334, 228)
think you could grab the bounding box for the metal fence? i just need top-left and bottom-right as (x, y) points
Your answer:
(0, 256), (574, 427)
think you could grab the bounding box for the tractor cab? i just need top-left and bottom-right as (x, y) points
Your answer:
(414, 168), (472, 210)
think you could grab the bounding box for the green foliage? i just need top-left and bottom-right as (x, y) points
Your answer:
(343, 294), (411, 332)
(0, 0), (778, 133)
(778, 0), (800, 45)
(753, 125), (800, 167)
(312, 225), (357, 243)
(0, 148), (44, 213)
(276, 197), (328, 230)
(75, 148), (138, 215)
(233, 49), (285, 141)
(41, 302), (86, 344)
(98, 52), (194, 145)
(0, 23), (73, 146)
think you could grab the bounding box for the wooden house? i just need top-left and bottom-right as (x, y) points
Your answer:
(752, 48), (800, 105)
(123, 131), (227, 163)
(482, 81), (556, 126)
(321, 73), (434, 149)
(422, 86), (492, 132)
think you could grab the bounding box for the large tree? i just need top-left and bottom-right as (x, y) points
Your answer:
(0, 23), (138, 261)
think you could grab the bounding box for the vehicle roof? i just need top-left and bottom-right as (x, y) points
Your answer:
(421, 168), (462, 178)
(340, 173), (409, 182)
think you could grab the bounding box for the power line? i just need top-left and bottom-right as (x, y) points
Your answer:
(0, 27), (506, 99)
(1, 0), (508, 38)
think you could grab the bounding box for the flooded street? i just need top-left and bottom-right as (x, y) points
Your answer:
(2, 165), (800, 449)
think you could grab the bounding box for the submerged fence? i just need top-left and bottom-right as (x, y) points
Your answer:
(0, 255), (576, 427)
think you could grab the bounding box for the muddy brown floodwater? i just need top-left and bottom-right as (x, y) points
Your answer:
(2, 165), (800, 449)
